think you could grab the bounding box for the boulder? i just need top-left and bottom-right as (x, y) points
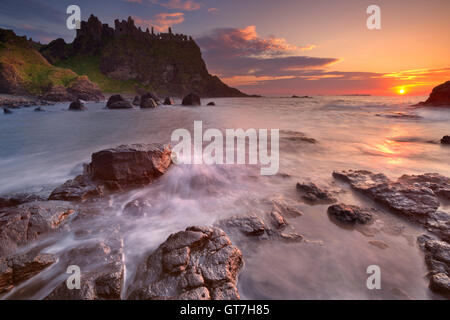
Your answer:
(128, 226), (243, 300)
(46, 235), (124, 300)
(419, 237), (450, 296)
(327, 203), (374, 224)
(140, 94), (158, 108)
(163, 97), (174, 105)
(106, 95), (132, 109)
(68, 99), (87, 111)
(182, 93), (201, 106)
(441, 136), (450, 145)
(296, 182), (337, 204)
(426, 211), (450, 242)
(0, 250), (56, 294)
(3, 107), (12, 114)
(416, 81), (450, 107)
(0, 201), (77, 257)
(207, 102), (215, 106)
(67, 76), (104, 101)
(33, 107), (45, 112)
(220, 215), (266, 236)
(49, 143), (172, 201)
(333, 170), (442, 222)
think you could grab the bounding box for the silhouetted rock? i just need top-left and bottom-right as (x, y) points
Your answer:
(296, 182), (337, 204)
(0, 201), (77, 257)
(0, 250), (56, 294)
(140, 94), (157, 108)
(441, 136), (450, 145)
(3, 107), (12, 114)
(128, 226), (243, 300)
(327, 203), (374, 224)
(182, 93), (201, 106)
(68, 99), (87, 111)
(416, 81), (450, 107)
(207, 101), (215, 106)
(163, 97), (174, 105)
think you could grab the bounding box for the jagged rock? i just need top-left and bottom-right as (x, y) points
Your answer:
(132, 96), (140, 106)
(182, 93), (201, 106)
(327, 203), (374, 224)
(3, 107), (12, 114)
(67, 76), (104, 101)
(128, 226), (243, 300)
(163, 97), (174, 105)
(0, 201), (77, 257)
(270, 211), (287, 229)
(416, 81), (450, 107)
(140, 94), (157, 108)
(441, 136), (450, 145)
(207, 102), (215, 106)
(49, 143), (172, 201)
(333, 170), (441, 222)
(68, 99), (87, 111)
(296, 182), (337, 204)
(0, 250), (56, 293)
(426, 211), (450, 242)
(40, 85), (75, 102)
(46, 235), (124, 300)
(220, 215), (266, 236)
(419, 238), (450, 295)
(397, 173), (450, 201)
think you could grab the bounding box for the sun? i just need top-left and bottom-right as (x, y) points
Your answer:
(398, 88), (406, 95)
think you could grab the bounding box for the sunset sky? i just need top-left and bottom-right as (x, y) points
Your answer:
(1, 0), (449, 96)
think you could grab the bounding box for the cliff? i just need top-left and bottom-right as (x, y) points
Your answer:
(40, 15), (247, 97)
(416, 81), (450, 107)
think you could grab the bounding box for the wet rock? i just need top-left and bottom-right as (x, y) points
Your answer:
(296, 182), (337, 204)
(0, 193), (45, 208)
(397, 173), (450, 201)
(270, 211), (287, 229)
(68, 99), (87, 111)
(280, 130), (317, 144)
(128, 226), (243, 300)
(46, 235), (124, 300)
(66, 76), (104, 102)
(207, 102), (215, 106)
(271, 200), (303, 217)
(0, 250), (56, 293)
(182, 93), (201, 106)
(333, 170), (441, 222)
(220, 215), (266, 236)
(163, 97), (174, 105)
(327, 203), (374, 224)
(140, 94), (157, 108)
(34, 107), (45, 112)
(3, 107), (12, 114)
(420, 238), (450, 295)
(0, 201), (77, 257)
(123, 198), (152, 217)
(106, 95), (132, 109)
(416, 81), (450, 107)
(441, 136), (450, 145)
(426, 211), (450, 242)
(49, 143), (171, 201)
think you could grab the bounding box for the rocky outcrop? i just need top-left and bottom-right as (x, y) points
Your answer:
(0, 201), (77, 257)
(66, 76), (104, 102)
(296, 182), (337, 204)
(426, 211), (450, 243)
(441, 136), (450, 145)
(418, 236), (450, 296)
(46, 235), (124, 300)
(416, 81), (450, 107)
(0, 250), (56, 293)
(327, 203), (374, 224)
(68, 99), (87, 111)
(49, 143), (172, 201)
(332, 170), (446, 222)
(182, 93), (201, 106)
(128, 226), (243, 300)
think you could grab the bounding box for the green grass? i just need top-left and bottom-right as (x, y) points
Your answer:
(55, 55), (149, 93)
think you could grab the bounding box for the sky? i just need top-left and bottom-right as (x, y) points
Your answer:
(0, 0), (449, 96)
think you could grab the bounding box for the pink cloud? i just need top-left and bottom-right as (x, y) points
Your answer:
(151, 0), (201, 11)
(134, 12), (185, 32)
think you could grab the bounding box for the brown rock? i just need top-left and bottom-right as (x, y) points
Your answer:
(182, 93), (201, 106)
(296, 182), (337, 204)
(327, 203), (374, 224)
(416, 81), (450, 107)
